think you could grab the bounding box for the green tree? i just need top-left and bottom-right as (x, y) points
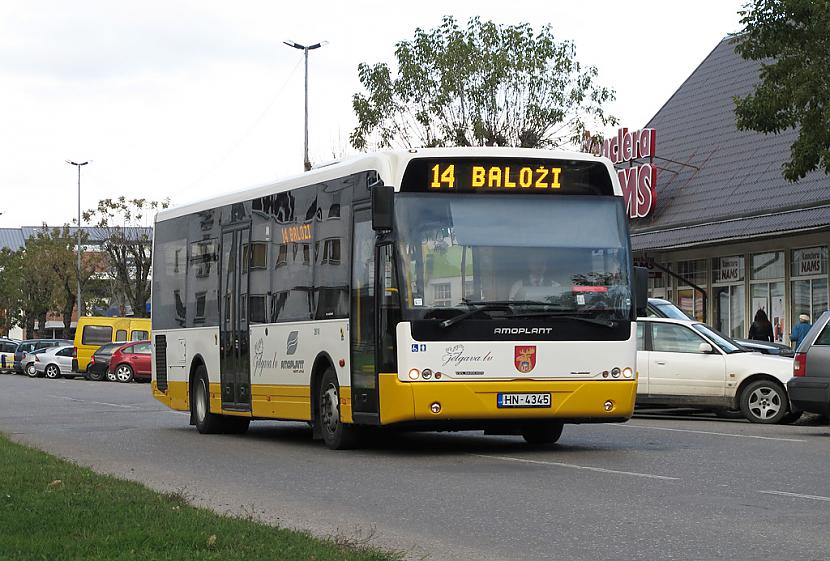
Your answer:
(0, 249), (23, 336)
(15, 235), (60, 338)
(733, 0), (830, 181)
(33, 226), (102, 338)
(83, 197), (169, 318)
(350, 16), (616, 150)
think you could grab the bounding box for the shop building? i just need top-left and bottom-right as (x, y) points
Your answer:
(627, 37), (830, 344)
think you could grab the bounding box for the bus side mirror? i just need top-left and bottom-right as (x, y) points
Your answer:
(372, 184), (394, 231)
(634, 266), (649, 317)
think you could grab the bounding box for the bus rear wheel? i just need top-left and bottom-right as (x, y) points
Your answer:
(521, 421), (564, 446)
(318, 367), (359, 450)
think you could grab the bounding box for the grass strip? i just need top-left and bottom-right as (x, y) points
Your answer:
(0, 433), (400, 561)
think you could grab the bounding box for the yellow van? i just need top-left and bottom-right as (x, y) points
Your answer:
(72, 316), (151, 373)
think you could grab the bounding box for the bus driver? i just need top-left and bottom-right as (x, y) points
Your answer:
(509, 253), (562, 301)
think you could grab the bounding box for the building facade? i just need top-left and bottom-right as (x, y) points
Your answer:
(628, 38), (830, 345)
(0, 225), (151, 338)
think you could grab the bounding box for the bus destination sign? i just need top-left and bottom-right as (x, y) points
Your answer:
(400, 158), (613, 196)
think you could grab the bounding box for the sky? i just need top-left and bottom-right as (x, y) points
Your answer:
(0, 0), (745, 228)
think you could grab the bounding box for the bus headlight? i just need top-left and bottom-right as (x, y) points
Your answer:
(422, 368), (433, 380)
(622, 367), (633, 379)
(408, 369), (420, 380)
(611, 367), (621, 378)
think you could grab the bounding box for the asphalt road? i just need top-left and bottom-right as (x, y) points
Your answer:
(1, 373), (829, 561)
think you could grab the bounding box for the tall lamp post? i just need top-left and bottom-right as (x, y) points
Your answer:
(283, 40), (326, 172)
(66, 160), (89, 317)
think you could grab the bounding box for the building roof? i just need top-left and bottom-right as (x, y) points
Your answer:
(0, 226), (152, 252)
(630, 37), (830, 251)
(0, 228), (26, 251)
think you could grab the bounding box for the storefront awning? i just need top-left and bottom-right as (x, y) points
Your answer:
(631, 204), (830, 251)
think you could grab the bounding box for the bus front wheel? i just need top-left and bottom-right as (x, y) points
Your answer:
(191, 366), (249, 435)
(318, 367), (360, 450)
(521, 421), (564, 446)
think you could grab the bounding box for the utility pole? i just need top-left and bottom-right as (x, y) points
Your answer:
(66, 160), (89, 317)
(283, 40), (326, 172)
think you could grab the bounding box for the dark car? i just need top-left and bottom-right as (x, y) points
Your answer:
(13, 339), (73, 374)
(86, 342), (126, 382)
(646, 298), (794, 357)
(107, 341), (152, 383)
(788, 310), (830, 418)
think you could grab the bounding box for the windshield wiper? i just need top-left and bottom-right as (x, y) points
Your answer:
(440, 304), (513, 329)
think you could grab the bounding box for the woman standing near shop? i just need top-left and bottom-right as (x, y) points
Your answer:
(748, 309), (774, 342)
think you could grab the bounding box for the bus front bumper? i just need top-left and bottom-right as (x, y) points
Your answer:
(377, 374), (637, 425)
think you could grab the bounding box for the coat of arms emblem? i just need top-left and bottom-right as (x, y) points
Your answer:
(514, 346), (536, 373)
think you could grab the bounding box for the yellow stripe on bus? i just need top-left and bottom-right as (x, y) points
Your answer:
(153, 381), (353, 423)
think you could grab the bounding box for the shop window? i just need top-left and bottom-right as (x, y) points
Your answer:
(674, 259), (706, 321)
(713, 285), (745, 339)
(791, 247), (828, 329)
(751, 251), (785, 280)
(750, 251), (785, 342)
(791, 247), (827, 277)
(711, 256), (744, 284)
(676, 259), (706, 288)
(712, 256), (745, 339)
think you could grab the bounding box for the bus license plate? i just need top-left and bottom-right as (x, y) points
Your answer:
(497, 393), (551, 408)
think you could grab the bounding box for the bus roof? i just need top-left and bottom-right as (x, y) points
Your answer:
(156, 147), (618, 223)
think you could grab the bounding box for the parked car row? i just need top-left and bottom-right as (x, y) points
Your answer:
(0, 338), (151, 383)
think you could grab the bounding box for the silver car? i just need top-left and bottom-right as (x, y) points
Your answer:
(34, 345), (75, 379)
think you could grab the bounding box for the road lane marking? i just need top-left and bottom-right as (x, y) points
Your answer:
(609, 423), (806, 442)
(470, 453), (679, 481)
(760, 490), (830, 502)
(47, 395), (139, 409)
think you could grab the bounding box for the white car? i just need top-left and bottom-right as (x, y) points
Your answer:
(34, 345), (76, 379)
(636, 317), (797, 424)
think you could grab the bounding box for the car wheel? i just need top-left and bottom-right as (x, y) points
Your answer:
(87, 368), (104, 382)
(106, 369), (117, 382)
(740, 379), (788, 424)
(318, 367), (360, 450)
(26, 363), (38, 378)
(44, 364), (60, 379)
(115, 364), (134, 383)
(521, 421), (564, 445)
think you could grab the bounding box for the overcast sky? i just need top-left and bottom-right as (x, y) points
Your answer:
(0, 0), (745, 228)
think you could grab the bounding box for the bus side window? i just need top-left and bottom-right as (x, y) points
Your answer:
(378, 244), (401, 373)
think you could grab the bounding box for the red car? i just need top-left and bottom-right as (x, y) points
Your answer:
(107, 341), (152, 383)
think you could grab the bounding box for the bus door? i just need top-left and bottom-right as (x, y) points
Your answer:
(351, 209), (377, 419)
(219, 225), (252, 411)
(351, 209), (401, 422)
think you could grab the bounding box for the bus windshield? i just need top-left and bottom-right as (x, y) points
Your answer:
(395, 193), (632, 321)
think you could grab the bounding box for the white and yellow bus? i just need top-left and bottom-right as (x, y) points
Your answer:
(152, 148), (646, 448)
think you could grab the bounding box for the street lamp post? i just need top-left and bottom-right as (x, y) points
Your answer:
(66, 160), (89, 317)
(283, 40), (326, 172)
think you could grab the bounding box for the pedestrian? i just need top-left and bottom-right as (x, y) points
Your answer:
(790, 313), (812, 350)
(748, 309), (774, 342)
